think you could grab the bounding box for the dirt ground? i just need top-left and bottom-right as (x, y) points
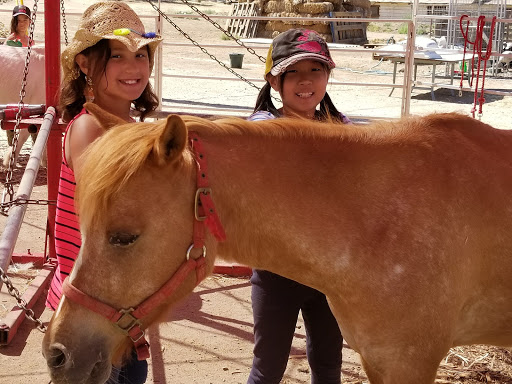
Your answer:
(1, 0), (512, 383)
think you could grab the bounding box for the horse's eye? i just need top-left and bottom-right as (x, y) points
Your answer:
(108, 233), (139, 247)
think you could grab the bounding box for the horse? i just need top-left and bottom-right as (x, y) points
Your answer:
(0, 45), (46, 168)
(42, 103), (512, 384)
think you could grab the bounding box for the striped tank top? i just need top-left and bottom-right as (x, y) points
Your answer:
(45, 110), (86, 310)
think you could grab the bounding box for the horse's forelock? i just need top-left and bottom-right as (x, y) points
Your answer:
(77, 120), (170, 231)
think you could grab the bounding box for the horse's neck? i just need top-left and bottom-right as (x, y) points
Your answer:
(203, 133), (343, 290)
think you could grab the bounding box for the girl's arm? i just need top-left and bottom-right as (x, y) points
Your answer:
(65, 113), (105, 176)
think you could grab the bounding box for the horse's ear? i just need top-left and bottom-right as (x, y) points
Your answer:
(153, 114), (188, 166)
(84, 102), (126, 130)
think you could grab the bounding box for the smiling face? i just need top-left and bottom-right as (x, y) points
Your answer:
(15, 14), (30, 34)
(268, 59), (330, 119)
(93, 40), (151, 110)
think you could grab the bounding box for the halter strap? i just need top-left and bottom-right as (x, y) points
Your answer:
(62, 256), (207, 360)
(62, 132), (225, 360)
(189, 131), (226, 246)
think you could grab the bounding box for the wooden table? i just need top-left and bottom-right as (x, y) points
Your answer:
(388, 55), (472, 100)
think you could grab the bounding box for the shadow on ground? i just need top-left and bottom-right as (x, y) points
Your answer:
(412, 88), (505, 105)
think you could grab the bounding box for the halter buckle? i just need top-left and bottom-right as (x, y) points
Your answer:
(116, 308), (142, 339)
(194, 187), (211, 221)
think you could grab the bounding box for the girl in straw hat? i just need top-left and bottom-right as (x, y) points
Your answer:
(45, 2), (162, 383)
(247, 29), (350, 384)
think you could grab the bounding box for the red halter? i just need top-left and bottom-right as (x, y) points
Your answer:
(62, 132), (226, 360)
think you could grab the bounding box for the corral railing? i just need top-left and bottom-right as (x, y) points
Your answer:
(0, 107), (55, 290)
(156, 13), (511, 121)
(1, 8), (510, 122)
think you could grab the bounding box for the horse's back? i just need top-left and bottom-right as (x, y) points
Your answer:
(327, 113), (512, 352)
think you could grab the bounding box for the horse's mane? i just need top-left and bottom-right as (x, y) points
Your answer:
(179, 113), (479, 145)
(181, 115), (353, 138)
(77, 112), (497, 231)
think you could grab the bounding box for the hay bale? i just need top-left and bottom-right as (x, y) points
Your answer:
(265, 1), (285, 13)
(304, 22), (332, 34)
(284, 1), (295, 13)
(283, 17), (332, 32)
(265, 20), (297, 32)
(256, 0), (267, 9)
(278, 12), (311, 25)
(261, 1), (340, 39)
(342, 0), (371, 16)
(296, 2), (334, 13)
(264, 19), (334, 42)
(278, 12), (331, 26)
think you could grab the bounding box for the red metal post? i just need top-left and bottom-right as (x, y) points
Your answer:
(45, 0), (61, 260)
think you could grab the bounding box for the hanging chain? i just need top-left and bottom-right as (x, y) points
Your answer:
(144, 0), (264, 94)
(0, 0), (47, 333)
(1, 0), (39, 215)
(1, 198), (56, 211)
(178, 0), (266, 63)
(60, 0), (68, 46)
(0, 265), (47, 332)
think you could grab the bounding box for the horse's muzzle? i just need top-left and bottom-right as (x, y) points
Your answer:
(44, 341), (112, 384)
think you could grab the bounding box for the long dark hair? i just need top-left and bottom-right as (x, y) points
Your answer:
(59, 39), (159, 123)
(10, 16), (19, 34)
(253, 64), (343, 123)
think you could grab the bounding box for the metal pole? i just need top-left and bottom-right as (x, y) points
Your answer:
(401, 21), (415, 117)
(45, 0), (61, 261)
(0, 108), (55, 291)
(155, 0), (163, 111)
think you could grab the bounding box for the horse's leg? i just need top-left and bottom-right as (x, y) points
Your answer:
(359, 347), (445, 384)
(360, 356), (383, 384)
(2, 149), (10, 168)
(2, 129), (30, 167)
(326, 299), (447, 384)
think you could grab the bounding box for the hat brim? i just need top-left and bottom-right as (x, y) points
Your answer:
(13, 12), (30, 17)
(269, 53), (335, 77)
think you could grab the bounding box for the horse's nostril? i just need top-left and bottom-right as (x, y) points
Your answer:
(47, 343), (70, 369)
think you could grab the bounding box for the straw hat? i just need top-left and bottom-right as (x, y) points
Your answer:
(61, 1), (162, 80)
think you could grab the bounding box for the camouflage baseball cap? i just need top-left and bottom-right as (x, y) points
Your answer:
(13, 5), (31, 17)
(264, 29), (335, 78)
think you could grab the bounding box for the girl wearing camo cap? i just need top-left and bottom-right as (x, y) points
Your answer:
(247, 28), (347, 384)
(250, 28), (350, 123)
(6, 3), (33, 47)
(45, 2), (162, 383)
